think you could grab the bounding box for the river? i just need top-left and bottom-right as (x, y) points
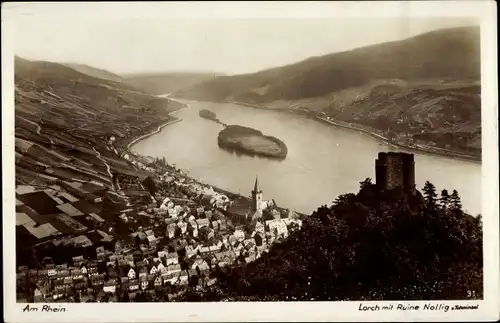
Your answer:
(131, 99), (481, 216)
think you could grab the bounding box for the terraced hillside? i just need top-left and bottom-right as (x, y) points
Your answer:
(331, 82), (482, 155)
(14, 57), (183, 254)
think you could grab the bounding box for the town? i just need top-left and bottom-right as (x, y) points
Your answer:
(14, 58), (303, 303)
(16, 137), (302, 303)
(5, 7), (492, 323)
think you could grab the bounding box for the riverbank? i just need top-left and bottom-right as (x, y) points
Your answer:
(224, 100), (481, 163)
(163, 166), (307, 217)
(122, 98), (306, 217)
(126, 108), (186, 150)
(314, 117), (482, 163)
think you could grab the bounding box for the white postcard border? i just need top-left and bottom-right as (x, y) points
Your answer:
(2, 1), (498, 322)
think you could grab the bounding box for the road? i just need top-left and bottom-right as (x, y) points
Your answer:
(18, 117), (56, 145)
(93, 146), (116, 191)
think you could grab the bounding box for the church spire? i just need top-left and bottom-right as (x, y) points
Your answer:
(253, 175), (261, 193)
(251, 175), (263, 213)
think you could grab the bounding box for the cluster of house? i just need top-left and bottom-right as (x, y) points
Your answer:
(122, 153), (156, 174)
(174, 181), (231, 211)
(16, 243), (217, 303)
(16, 219), (297, 302)
(16, 112), (303, 303)
(16, 194), (302, 303)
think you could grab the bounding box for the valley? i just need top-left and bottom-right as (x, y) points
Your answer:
(172, 27), (481, 159)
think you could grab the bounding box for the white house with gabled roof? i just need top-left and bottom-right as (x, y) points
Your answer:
(127, 268), (136, 280)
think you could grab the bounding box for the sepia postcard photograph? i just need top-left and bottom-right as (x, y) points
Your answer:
(2, 1), (499, 322)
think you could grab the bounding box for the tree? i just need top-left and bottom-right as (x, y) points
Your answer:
(135, 291), (153, 302)
(174, 226), (182, 239)
(142, 176), (158, 195)
(198, 226), (210, 242)
(476, 214), (483, 229)
(359, 178), (372, 189)
(288, 222), (300, 233)
(154, 288), (166, 302)
(205, 181), (482, 302)
(262, 209), (274, 221)
(333, 193), (356, 207)
(439, 189), (451, 210)
(119, 292), (130, 302)
(450, 190), (463, 214)
(422, 181), (438, 209)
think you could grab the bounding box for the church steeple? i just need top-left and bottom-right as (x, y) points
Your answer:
(251, 175), (263, 212)
(253, 175), (262, 193)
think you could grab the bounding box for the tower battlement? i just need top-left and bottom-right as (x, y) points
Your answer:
(375, 152), (415, 193)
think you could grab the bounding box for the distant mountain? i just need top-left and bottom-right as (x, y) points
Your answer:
(175, 27), (481, 156)
(60, 63), (221, 96)
(63, 62), (125, 83)
(122, 72), (224, 95)
(178, 27), (481, 102)
(176, 27), (480, 103)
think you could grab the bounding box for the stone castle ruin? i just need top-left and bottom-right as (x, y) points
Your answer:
(375, 152), (416, 194)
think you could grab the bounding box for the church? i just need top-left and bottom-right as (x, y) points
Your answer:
(225, 176), (275, 225)
(247, 176), (275, 224)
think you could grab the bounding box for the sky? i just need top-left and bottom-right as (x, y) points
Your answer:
(7, 3), (478, 76)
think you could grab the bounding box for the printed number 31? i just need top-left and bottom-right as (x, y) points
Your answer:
(467, 290), (476, 298)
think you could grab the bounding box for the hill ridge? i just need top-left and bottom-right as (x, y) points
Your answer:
(175, 26), (480, 101)
(62, 62), (125, 83)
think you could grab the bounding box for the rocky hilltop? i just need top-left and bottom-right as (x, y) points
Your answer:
(217, 125), (287, 159)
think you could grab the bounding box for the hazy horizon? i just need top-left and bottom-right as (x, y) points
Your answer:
(11, 7), (477, 76)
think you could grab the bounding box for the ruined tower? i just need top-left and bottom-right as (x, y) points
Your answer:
(251, 176), (263, 212)
(375, 152), (416, 194)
